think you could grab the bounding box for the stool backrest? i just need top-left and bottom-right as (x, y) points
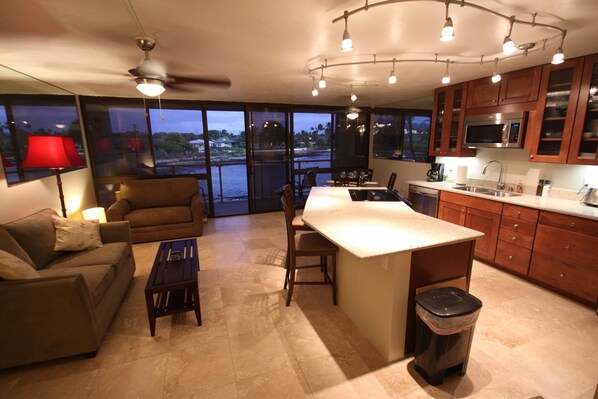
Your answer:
(281, 184), (297, 218)
(280, 193), (296, 258)
(387, 172), (397, 190)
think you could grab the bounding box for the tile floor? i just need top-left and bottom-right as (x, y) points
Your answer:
(1, 212), (597, 399)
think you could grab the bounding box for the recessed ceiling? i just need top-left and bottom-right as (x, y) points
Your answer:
(1, 0), (597, 109)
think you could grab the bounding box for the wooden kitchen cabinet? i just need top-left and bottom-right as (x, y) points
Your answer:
(429, 83), (475, 157)
(494, 204), (539, 275)
(528, 57), (584, 163)
(568, 53), (598, 164)
(466, 66), (542, 109)
(529, 210), (598, 306)
(438, 191), (502, 262)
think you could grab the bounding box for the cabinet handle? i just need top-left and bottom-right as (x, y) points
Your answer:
(530, 154), (534, 159)
(559, 273), (564, 278)
(564, 244), (570, 250)
(513, 224), (519, 230)
(467, 210), (470, 214)
(570, 222), (575, 228)
(512, 236), (517, 241)
(508, 255), (513, 260)
(517, 211), (521, 218)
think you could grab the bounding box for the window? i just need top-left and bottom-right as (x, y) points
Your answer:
(0, 95), (85, 185)
(372, 110), (431, 162)
(292, 112), (333, 187)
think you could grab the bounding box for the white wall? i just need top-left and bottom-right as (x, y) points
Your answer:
(369, 158), (431, 197)
(0, 167), (97, 223)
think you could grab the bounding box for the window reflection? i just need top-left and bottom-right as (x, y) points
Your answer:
(372, 110), (431, 162)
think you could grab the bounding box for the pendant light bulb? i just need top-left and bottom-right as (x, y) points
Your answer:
(502, 36), (516, 55)
(319, 76), (327, 89)
(440, 18), (454, 41)
(350, 93), (357, 102)
(491, 58), (501, 83)
(441, 60), (450, 84)
(311, 77), (319, 96)
(551, 48), (565, 64)
(388, 58), (397, 84)
(341, 13), (353, 52)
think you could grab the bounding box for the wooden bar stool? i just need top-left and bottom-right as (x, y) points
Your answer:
(281, 193), (338, 306)
(281, 184), (312, 233)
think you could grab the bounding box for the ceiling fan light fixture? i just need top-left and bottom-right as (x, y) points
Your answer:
(135, 78), (165, 97)
(347, 110), (359, 120)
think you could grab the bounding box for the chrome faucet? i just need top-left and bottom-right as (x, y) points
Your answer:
(482, 160), (506, 190)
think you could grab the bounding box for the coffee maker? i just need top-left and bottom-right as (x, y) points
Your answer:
(426, 163), (444, 182)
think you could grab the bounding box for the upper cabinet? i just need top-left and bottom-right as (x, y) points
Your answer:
(528, 57), (584, 163)
(466, 66), (542, 109)
(568, 54), (598, 165)
(429, 83), (475, 157)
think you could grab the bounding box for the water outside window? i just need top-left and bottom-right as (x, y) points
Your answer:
(206, 109), (248, 216)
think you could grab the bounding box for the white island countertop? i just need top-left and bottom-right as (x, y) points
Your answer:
(302, 186), (483, 259)
(408, 180), (598, 221)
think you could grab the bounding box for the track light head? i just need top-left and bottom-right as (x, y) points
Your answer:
(440, 17), (454, 41)
(319, 76), (327, 88)
(341, 13), (353, 52)
(491, 71), (502, 83)
(551, 48), (565, 64)
(350, 93), (357, 102)
(502, 36), (516, 55)
(312, 88), (319, 96)
(441, 74), (451, 84)
(388, 71), (397, 84)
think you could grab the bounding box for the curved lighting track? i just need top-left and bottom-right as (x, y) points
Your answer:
(309, 0), (567, 91)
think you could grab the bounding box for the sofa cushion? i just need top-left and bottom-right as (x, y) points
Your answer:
(120, 178), (198, 209)
(0, 225), (35, 267)
(37, 265), (115, 306)
(125, 206), (192, 228)
(2, 209), (62, 269)
(52, 216), (103, 251)
(45, 243), (131, 275)
(0, 250), (40, 280)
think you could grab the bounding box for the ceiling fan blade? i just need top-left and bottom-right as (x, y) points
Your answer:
(167, 74), (231, 88)
(128, 67), (142, 77)
(163, 84), (195, 93)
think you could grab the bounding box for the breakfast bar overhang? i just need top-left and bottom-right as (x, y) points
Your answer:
(302, 187), (484, 362)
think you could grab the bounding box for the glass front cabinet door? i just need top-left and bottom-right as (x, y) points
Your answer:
(568, 54), (598, 165)
(429, 83), (475, 157)
(529, 57), (584, 163)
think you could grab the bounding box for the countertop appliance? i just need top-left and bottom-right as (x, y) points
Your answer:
(409, 185), (439, 217)
(582, 187), (598, 207)
(426, 163), (444, 182)
(464, 111), (526, 148)
(348, 188), (402, 202)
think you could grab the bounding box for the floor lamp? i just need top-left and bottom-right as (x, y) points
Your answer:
(20, 136), (86, 218)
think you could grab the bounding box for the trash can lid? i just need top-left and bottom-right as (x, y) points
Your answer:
(415, 287), (482, 318)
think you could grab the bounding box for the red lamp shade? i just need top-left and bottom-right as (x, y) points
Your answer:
(21, 136), (86, 169)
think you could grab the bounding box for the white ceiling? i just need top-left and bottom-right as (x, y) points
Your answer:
(1, 0), (598, 109)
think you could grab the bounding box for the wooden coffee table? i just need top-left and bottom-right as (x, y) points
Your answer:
(144, 238), (201, 336)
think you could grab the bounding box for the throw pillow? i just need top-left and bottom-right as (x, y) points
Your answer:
(52, 216), (103, 251)
(0, 249), (40, 280)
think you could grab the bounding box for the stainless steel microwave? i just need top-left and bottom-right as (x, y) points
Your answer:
(463, 111), (527, 148)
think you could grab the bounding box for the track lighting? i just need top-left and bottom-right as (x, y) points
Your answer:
(491, 58), (501, 83)
(551, 33), (566, 64)
(341, 11), (353, 52)
(440, 2), (454, 42)
(441, 60), (450, 84)
(502, 18), (516, 55)
(311, 77), (319, 96)
(351, 93), (357, 102)
(135, 78), (165, 97)
(388, 58), (397, 84)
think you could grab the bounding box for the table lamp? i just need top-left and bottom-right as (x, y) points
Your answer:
(20, 136), (86, 218)
(82, 207), (107, 223)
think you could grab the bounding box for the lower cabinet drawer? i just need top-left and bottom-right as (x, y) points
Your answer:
(534, 224), (598, 270)
(529, 251), (598, 304)
(495, 240), (531, 274)
(498, 228), (534, 249)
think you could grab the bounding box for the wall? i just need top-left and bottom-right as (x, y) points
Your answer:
(369, 158), (431, 197)
(0, 166), (97, 223)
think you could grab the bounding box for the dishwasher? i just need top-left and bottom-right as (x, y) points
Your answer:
(409, 185), (440, 218)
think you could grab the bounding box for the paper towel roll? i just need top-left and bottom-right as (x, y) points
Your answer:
(456, 165), (468, 185)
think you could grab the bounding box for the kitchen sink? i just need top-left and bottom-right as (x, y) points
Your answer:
(452, 186), (522, 197)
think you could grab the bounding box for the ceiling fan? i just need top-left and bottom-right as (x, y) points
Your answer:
(128, 37), (231, 96)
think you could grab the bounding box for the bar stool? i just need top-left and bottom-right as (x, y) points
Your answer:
(281, 184), (312, 233)
(281, 193), (338, 306)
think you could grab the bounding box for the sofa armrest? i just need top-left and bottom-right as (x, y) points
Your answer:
(106, 199), (131, 222)
(100, 221), (132, 245)
(0, 274), (100, 369)
(191, 193), (205, 221)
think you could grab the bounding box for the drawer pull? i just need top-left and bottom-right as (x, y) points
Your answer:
(508, 255), (513, 260)
(559, 273), (564, 278)
(513, 224), (519, 230)
(564, 244), (570, 250)
(517, 211), (521, 218)
(570, 222), (575, 228)
(512, 236), (517, 241)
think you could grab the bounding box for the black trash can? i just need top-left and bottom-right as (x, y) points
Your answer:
(414, 287), (483, 386)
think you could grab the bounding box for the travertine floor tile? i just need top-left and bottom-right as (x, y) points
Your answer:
(236, 364), (311, 399)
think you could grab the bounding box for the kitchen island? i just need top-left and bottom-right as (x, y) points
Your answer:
(302, 187), (483, 362)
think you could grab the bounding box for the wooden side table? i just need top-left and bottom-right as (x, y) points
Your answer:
(144, 238), (201, 336)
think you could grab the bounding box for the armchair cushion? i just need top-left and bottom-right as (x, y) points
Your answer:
(125, 206), (192, 227)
